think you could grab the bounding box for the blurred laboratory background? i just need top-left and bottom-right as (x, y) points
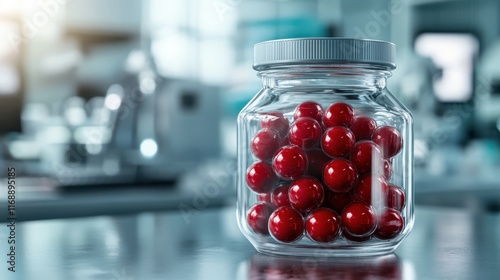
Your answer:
(0, 0), (499, 218)
(0, 1), (500, 279)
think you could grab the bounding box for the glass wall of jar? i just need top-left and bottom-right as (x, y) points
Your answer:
(237, 38), (413, 257)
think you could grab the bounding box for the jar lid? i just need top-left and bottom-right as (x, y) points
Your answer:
(253, 37), (396, 70)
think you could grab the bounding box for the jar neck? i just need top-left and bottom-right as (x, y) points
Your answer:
(257, 65), (391, 93)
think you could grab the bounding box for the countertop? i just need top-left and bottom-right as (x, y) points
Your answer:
(1, 206), (499, 280)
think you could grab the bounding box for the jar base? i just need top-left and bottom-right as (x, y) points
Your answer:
(252, 241), (399, 257)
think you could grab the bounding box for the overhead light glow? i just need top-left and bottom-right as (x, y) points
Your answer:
(140, 138), (158, 158)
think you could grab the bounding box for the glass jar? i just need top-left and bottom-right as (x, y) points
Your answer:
(236, 38), (414, 257)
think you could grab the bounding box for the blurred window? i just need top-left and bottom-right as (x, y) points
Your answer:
(0, 20), (20, 95)
(149, 0), (236, 85)
(415, 33), (479, 102)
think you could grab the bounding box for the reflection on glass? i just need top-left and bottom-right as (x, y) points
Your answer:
(247, 252), (405, 280)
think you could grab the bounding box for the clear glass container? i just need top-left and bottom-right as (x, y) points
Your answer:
(236, 38), (414, 257)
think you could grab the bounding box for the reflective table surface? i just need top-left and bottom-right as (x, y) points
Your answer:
(1, 206), (499, 280)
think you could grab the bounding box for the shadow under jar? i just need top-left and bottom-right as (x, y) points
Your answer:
(237, 38), (414, 257)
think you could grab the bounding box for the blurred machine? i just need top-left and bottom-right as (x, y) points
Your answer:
(3, 47), (221, 187)
(54, 50), (222, 186)
(475, 39), (500, 138)
(107, 55), (222, 184)
(413, 32), (478, 145)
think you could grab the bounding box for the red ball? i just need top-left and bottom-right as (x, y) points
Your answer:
(324, 191), (355, 214)
(321, 126), (355, 158)
(289, 177), (325, 213)
(271, 184), (291, 207)
(258, 192), (272, 204)
(350, 116), (377, 141)
(251, 129), (281, 161)
(374, 208), (404, 240)
(269, 206), (305, 243)
(247, 202), (274, 235)
(352, 175), (389, 207)
(294, 101), (324, 123)
(288, 118), (322, 149)
(261, 112), (289, 137)
(387, 184), (406, 211)
(306, 208), (341, 243)
(272, 145), (308, 180)
(323, 159), (358, 193)
(246, 161), (278, 193)
(372, 126), (403, 158)
(306, 149), (330, 179)
(323, 102), (354, 128)
(342, 202), (377, 237)
(350, 141), (383, 175)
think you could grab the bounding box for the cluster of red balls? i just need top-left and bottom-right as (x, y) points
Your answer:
(246, 101), (406, 244)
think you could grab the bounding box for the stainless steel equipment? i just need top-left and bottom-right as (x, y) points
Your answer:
(107, 53), (222, 183)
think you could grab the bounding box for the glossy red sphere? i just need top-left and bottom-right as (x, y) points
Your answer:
(288, 118), (322, 149)
(269, 206), (305, 243)
(374, 208), (404, 240)
(251, 129), (281, 161)
(289, 177), (325, 213)
(306, 208), (341, 243)
(350, 116), (377, 141)
(324, 191), (355, 214)
(387, 184), (406, 211)
(342, 202), (377, 237)
(321, 126), (355, 158)
(353, 175), (389, 207)
(323, 102), (354, 128)
(261, 112), (289, 137)
(350, 141), (383, 175)
(247, 202), (274, 235)
(271, 184), (291, 207)
(272, 145), (308, 180)
(258, 192), (272, 203)
(372, 126), (403, 158)
(246, 161), (279, 193)
(294, 101), (324, 123)
(306, 149), (330, 179)
(323, 159), (358, 193)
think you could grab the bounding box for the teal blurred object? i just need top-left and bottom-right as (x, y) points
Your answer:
(481, 139), (500, 166)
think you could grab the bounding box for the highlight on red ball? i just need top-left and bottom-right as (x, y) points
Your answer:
(268, 206), (305, 243)
(250, 129), (281, 161)
(288, 118), (322, 149)
(323, 102), (354, 128)
(272, 145), (308, 180)
(293, 101), (324, 123)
